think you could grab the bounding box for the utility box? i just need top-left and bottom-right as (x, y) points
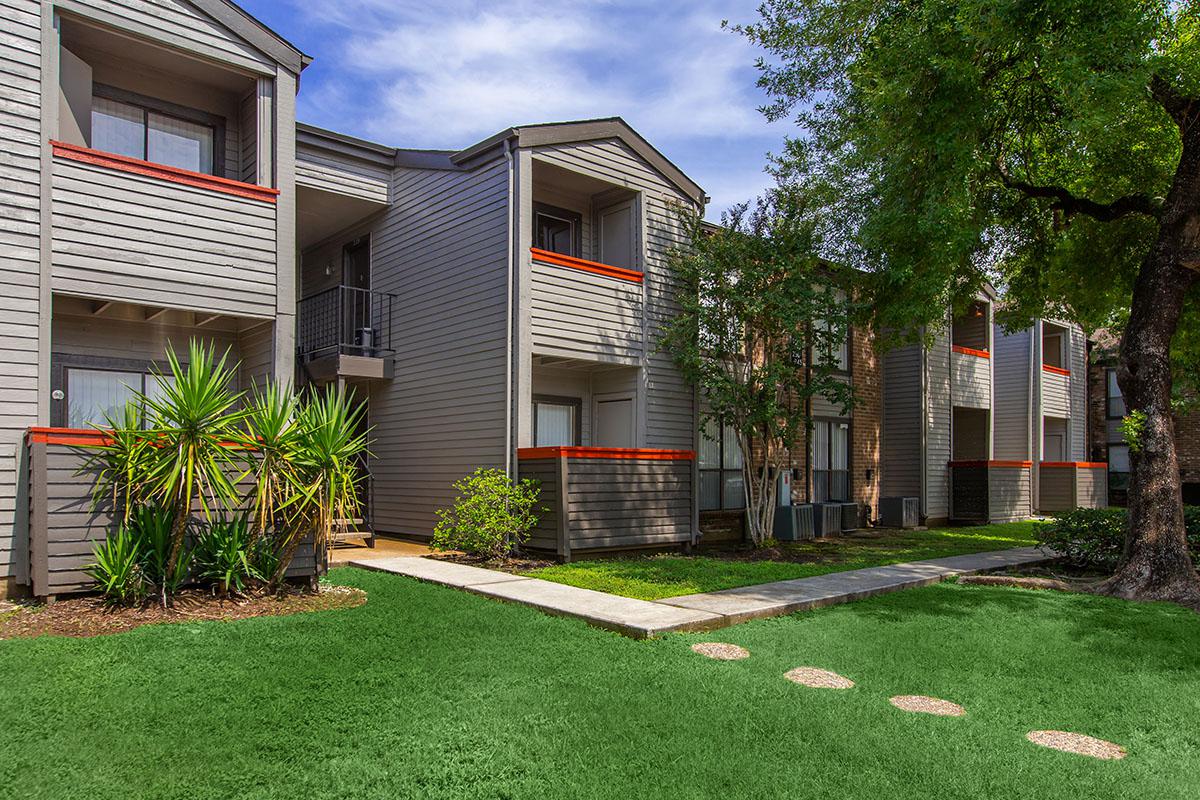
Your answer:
(776, 469), (792, 506)
(774, 503), (815, 541)
(840, 502), (860, 532)
(879, 496), (920, 529)
(814, 503), (843, 538)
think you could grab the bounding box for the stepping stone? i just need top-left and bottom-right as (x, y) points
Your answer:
(889, 695), (966, 717)
(691, 642), (749, 660)
(1026, 730), (1127, 760)
(784, 667), (854, 689)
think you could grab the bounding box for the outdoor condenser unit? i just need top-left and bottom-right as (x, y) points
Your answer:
(879, 496), (920, 529)
(840, 502), (860, 532)
(814, 503), (843, 538)
(774, 504), (815, 541)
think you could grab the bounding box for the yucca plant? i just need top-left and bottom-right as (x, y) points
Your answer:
(84, 401), (154, 524)
(131, 503), (191, 596)
(269, 386), (368, 590)
(139, 340), (247, 601)
(237, 384), (304, 547)
(194, 514), (255, 596)
(87, 527), (147, 606)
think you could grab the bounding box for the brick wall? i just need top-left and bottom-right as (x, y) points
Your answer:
(850, 325), (882, 517)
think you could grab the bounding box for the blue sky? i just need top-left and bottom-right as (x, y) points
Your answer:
(238, 0), (790, 218)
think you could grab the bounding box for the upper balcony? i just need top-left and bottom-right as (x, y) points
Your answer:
(49, 15), (281, 319)
(1040, 321), (1072, 416)
(950, 300), (992, 408)
(527, 160), (644, 366)
(297, 285), (397, 384)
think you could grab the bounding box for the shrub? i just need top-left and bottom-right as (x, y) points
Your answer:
(131, 504), (191, 597)
(431, 468), (541, 559)
(1038, 506), (1200, 570)
(194, 515), (256, 595)
(87, 527), (148, 606)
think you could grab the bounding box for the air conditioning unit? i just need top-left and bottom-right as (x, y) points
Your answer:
(879, 496), (920, 529)
(840, 502), (860, 532)
(814, 503), (843, 537)
(774, 504), (815, 541)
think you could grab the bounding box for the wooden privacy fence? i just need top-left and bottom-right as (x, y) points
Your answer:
(24, 428), (319, 599)
(517, 446), (696, 561)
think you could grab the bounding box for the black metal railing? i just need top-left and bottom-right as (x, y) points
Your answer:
(297, 285), (396, 360)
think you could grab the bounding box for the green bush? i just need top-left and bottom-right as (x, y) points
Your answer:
(131, 504), (191, 596)
(87, 527), (148, 606)
(431, 468), (542, 559)
(194, 514), (256, 595)
(1038, 506), (1200, 570)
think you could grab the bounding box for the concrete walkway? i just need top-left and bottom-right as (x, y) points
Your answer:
(350, 546), (1047, 639)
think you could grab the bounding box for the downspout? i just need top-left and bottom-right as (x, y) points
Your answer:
(503, 138), (515, 478)
(1027, 322), (1037, 513)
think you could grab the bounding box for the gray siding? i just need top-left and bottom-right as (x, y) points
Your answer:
(993, 327), (1032, 460)
(950, 349), (990, 409)
(296, 143), (391, 204)
(1042, 369), (1070, 417)
(1069, 325), (1088, 460)
(1038, 466), (1075, 513)
(925, 327), (952, 519)
(989, 466), (1031, 522)
(531, 140), (695, 449)
(65, 0), (274, 74)
(529, 261), (643, 363)
(50, 156), (278, 317)
(881, 344), (922, 498)
(811, 375), (852, 418)
(365, 160), (510, 537)
(0, 0), (42, 583)
(237, 321), (274, 392)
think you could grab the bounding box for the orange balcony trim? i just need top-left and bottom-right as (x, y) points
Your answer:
(1040, 461), (1108, 469)
(28, 427), (251, 449)
(529, 247), (644, 283)
(518, 446), (694, 461)
(51, 140), (280, 204)
(952, 345), (990, 359)
(1042, 364), (1071, 376)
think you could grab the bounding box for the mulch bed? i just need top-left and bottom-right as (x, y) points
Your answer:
(0, 585), (367, 640)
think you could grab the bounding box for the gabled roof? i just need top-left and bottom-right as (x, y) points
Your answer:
(454, 117), (707, 206)
(192, 0), (312, 73)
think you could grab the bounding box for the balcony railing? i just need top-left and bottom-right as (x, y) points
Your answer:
(298, 285), (396, 360)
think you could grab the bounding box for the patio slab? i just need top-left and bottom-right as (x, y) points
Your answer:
(656, 546), (1048, 623)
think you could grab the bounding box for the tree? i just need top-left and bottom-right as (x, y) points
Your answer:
(663, 191), (856, 546)
(734, 0), (1200, 604)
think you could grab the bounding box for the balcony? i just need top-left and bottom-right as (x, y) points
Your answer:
(297, 286), (396, 383)
(948, 460), (1032, 523)
(1038, 462), (1108, 512)
(951, 345), (991, 408)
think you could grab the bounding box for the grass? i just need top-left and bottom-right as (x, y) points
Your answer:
(519, 521), (1042, 599)
(1, 567), (1197, 799)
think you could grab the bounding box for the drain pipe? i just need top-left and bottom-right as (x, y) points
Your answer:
(503, 138), (515, 478)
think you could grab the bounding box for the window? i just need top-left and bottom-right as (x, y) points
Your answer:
(699, 418), (744, 511)
(1108, 442), (1131, 497)
(812, 419), (850, 502)
(1106, 369), (1126, 418)
(64, 367), (173, 428)
(812, 317), (850, 372)
(534, 203), (581, 257)
(533, 396), (581, 447)
(1042, 325), (1066, 369)
(90, 87), (218, 175)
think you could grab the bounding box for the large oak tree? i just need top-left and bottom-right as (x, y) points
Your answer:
(734, 0), (1200, 604)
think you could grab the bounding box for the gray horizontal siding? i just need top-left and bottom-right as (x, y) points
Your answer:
(988, 466), (1031, 522)
(519, 459), (560, 552)
(296, 144), (391, 204)
(1076, 466), (1106, 508)
(530, 261), (643, 363)
(925, 327), (951, 519)
(993, 327), (1032, 461)
(1069, 326), (1088, 460)
(64, 0), (273, 73)
(50, 156), (278, 317)
(881, 344), (922, 498)
(1042, 369), (1070, 417)
(950, 349), (990, 409)
(1038, 467), (1074, 513)
(0, 0), (41, 583)
(365, 159), (510, 537)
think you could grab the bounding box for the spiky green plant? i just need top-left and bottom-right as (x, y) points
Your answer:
(139, 340), (247, 601)
(83, 401), (153, 524)
(130, 503), (191, 596)
(194, 514), (255, 596)
(237, 384), (303, 547)
(86, 527), (148, 606)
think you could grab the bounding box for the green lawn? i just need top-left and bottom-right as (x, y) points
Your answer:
(520, 521), (1042, 599)
(1, 567), (1197, 799)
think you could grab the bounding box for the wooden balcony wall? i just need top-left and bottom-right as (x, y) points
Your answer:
(1038, 462), (1108, 513)
(26, 429), (317, 599)
(518, 447), (694, 560)
(950, 346), (991, 409)
(949, 461), (1032, 524)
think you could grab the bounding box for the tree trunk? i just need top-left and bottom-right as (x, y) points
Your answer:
(1101, 119), (1200, 608)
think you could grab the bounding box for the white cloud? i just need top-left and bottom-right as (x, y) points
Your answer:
(280, 0), (785, 217)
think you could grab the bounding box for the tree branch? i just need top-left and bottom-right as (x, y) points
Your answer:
(997, 163), (1161, 222)
(1150, 74), (1198, 130)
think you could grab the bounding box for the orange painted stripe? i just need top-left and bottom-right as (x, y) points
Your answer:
(50, 140), (280, 204)
(1042, 364), (1071, 376)
(1041, 461), (1108, 469)
(948, 460), (1033, 468)
(27, 427), (251, 448)
(952, 345), (990, 359)
(518, 446), (695, 461)
(529, 247), (644, 283)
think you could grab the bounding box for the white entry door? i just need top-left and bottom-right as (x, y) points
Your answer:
(594, 396), (634, 448)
